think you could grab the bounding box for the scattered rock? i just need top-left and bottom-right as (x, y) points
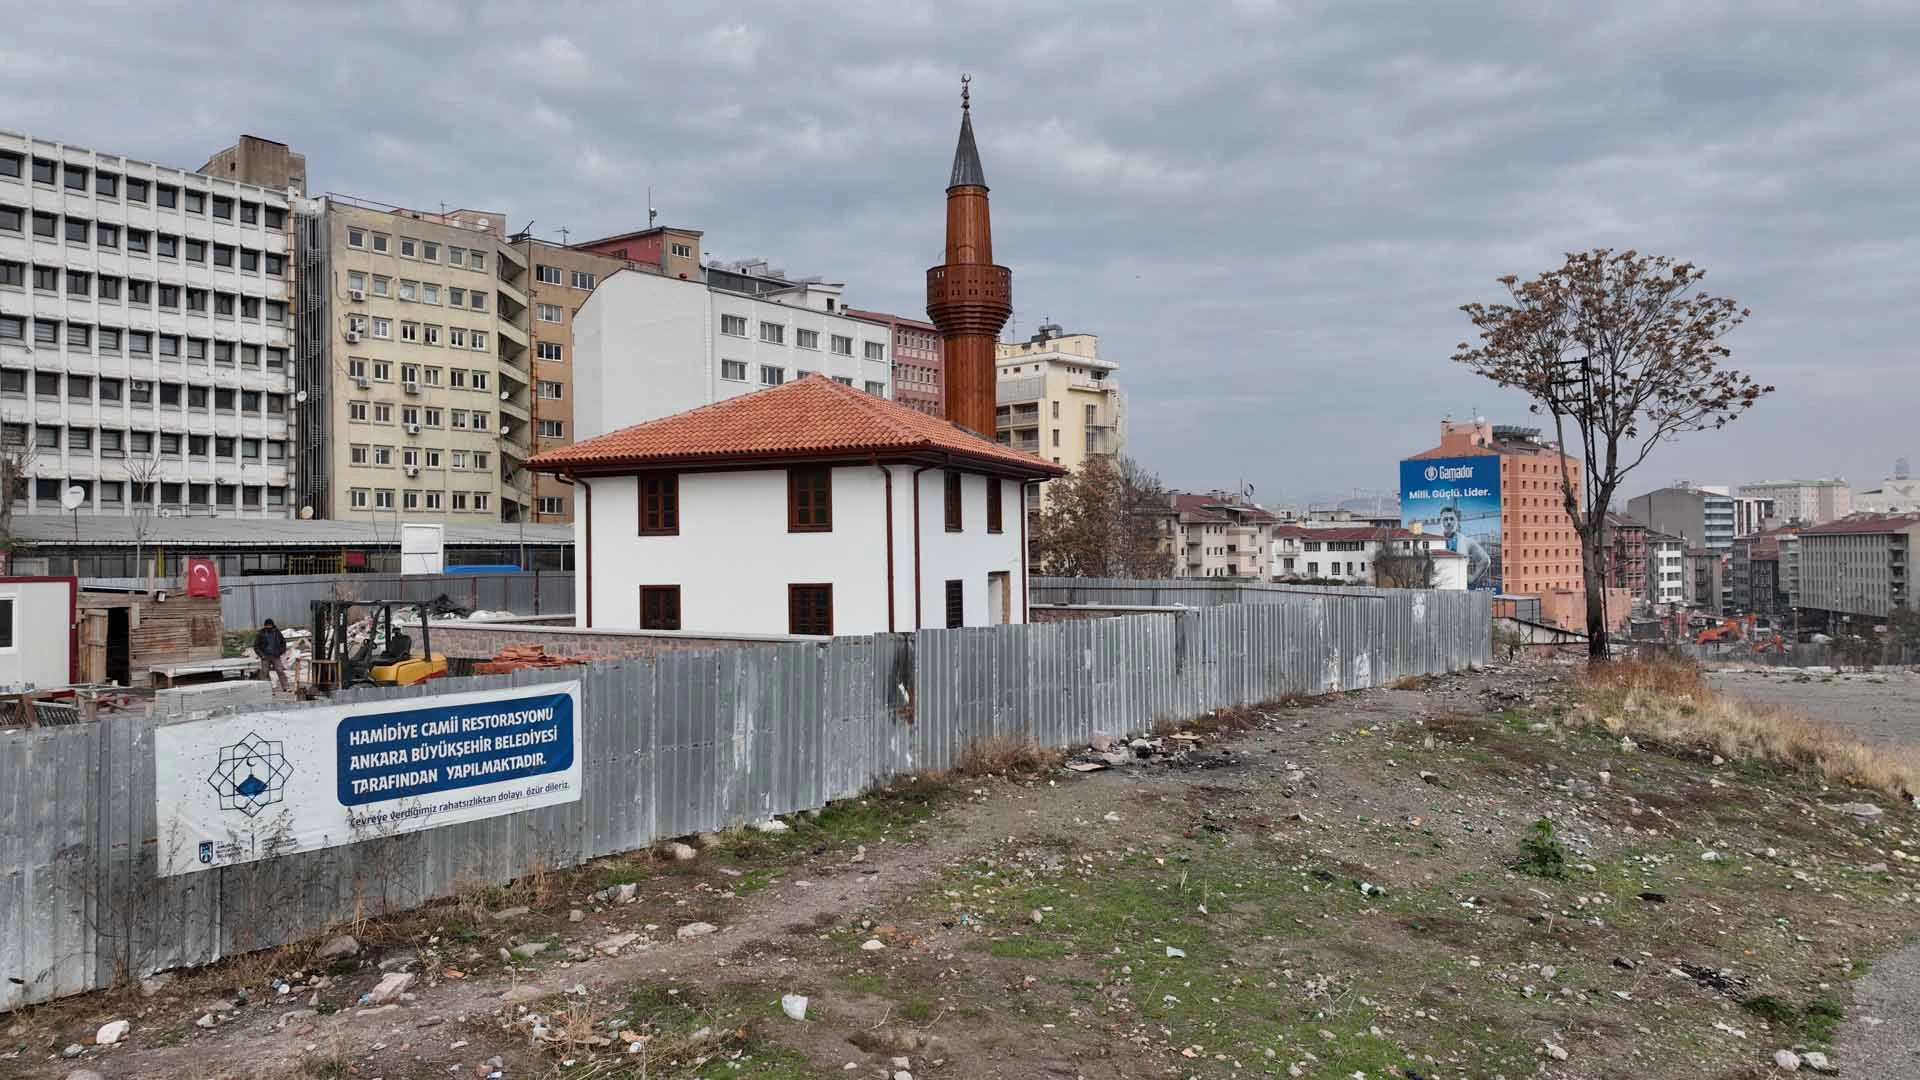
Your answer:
(1030, 909), (1044, 924)
(490, 906), (531, 921)
(1700, 850), (1722, 862)
(1831, 802), (1885, 821)
(511, 942), (549, 959)
(616, 883), (640, 904)
(1598, 770), (1612, 785)
(1102, 811), (1122, 823)
(499, 985), (547, 1006)
(194, 1013), (217, 1029)
(751, 819), (791, 834)
(596, 932), (640, 954)
(569, 908), (586, 922)
(138, 973), (174, 997)
(1166, 946), (1186, 958)
(1863, 862), (1890, 874)
(664, 841), (699, 862)
(861, 939), (887, 952)
(1772, 1048), (1802, 1071)
(62, 1043), (83, 1059)
(314, 934), (360, 961)
(781, 993), (809, 1021)
(364, 971), (414, 1005)
(676, 922), (718, 941)
(1419, 770), (1440, 785)
(1801, 1050), (1835, 1074)
(62, 1070), (106, 1080)
(94, 1020), (129, 1046)
(1543, 1041), (1569, 1061)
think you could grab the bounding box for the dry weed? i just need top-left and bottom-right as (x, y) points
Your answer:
(956, 737), (1065, 777)
(1575, 659), (1920, 803)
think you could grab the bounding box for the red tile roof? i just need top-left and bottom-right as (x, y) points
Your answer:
(1172, 494), (1279, 523)
(527, 375), (1065, 477)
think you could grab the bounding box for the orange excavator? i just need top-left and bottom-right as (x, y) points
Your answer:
(1694, 615), (1754, 644)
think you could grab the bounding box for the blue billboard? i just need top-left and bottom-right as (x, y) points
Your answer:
(1400, 455), (1501, 591)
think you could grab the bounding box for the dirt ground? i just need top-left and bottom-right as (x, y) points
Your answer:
(1707, 669), (1920, 751)
(7, 662), (1920, 1080)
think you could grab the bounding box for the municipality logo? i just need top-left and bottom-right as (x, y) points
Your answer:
(207, 732), (292, 817)
(1424, 465), (1438, 482)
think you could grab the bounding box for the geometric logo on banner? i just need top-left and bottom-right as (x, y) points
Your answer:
(206, 732), (292, 817)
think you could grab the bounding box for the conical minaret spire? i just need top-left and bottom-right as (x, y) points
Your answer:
(927, 75), (1012, 438)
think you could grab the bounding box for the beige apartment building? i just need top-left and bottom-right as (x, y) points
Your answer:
(316, 198), (533, 520)
(515, 237), (630, 524)
(994, 323), (1124, 508)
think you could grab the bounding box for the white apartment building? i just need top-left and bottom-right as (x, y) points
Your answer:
(1272, 525), (1441, 585)
(1160, 492), (1276, 578)
(0, 131), (295, 516)
(1648, 532), (1685, 608)
(572, 269), (892, 441)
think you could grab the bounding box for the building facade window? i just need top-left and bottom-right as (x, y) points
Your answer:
(987, 476), (1003, 534)
(788, 584), (833, 636)
(945, 579), (964, 628)
(638, 473), (679, 535)
(639, 586), (681, 630)
(944, 471), (963, 531)
(788, 467), (832, 532)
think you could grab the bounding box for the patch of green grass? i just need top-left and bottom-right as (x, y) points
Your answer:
(553, 980), (830, 1079)
(1742, 994), (1847, 1047)
(836, 970), (939, 1024)
(707, 783), (943, 867)
(151, 1026), (186, 1047)
(588, 857), (656, 889)
(730, 867), (779, 896)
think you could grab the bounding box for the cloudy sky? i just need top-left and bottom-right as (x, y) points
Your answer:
(6, 1), (1914, 507)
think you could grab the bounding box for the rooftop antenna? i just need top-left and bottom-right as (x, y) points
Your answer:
(648, 186), (657, 228)
(559, 226), (570, 245)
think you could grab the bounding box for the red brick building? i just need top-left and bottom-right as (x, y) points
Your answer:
(1604, 513), (1649, 601)
(845, 308), (944, 416)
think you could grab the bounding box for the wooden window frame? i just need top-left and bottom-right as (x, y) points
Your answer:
(944, 470), (963, 532)
(639, 585), (681, 630)
(944, 578), (964, 628)
(637, 472), (679, 535)
(986, 476), (1003, 534)
(788, 583), (834, 636)
(787, 466), (833, 532)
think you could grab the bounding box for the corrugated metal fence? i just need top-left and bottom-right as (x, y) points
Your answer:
(81, 571), (577, 628)
(0, 589), (1486, 1010)
(1031, 575), (1409, 607)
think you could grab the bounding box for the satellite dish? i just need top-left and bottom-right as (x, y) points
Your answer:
(60, 486), (86, 510)
(500, 390), (510, 400)
(294, 390), (309, 403)
(298, 505), (314, 520)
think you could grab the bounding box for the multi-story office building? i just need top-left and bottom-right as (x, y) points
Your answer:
(1685, 548), (1726, 614)
(571, 266), (892, 441)
(306, 197), (533, 521)
(1796, 513), (1920, 623)
(993, 324), (1124, 485)
(1628, 483), (1736, 552)
(514, 236), (628, 524)
(0, 130), (296, 517)
(1852, 461), (1915, 515)
(1731, 526), (1797, 617)
(1737, 479), (1851, 526)
(844, 308), (943, 415)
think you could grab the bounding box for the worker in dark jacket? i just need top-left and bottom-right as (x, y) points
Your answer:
(253, 619), (291, 691)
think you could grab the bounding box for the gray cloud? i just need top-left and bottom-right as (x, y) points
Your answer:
(8, 0), (1916, 504)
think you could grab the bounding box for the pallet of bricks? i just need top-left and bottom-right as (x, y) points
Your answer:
(472, 644), (591, 675)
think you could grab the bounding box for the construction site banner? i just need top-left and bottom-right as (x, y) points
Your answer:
(1400, 455), (1502, 591)
(154, 681), (582, 876)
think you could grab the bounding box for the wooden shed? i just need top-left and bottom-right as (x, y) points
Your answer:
(77, 589), (224, 686)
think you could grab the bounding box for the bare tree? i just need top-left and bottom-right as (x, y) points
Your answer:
(1372, 533), (1436, 590)
(123, 453), (165, 588)
(0, 444), (33, 574)
(1454, 249), (1769, 659)
(1031, 456), (1177, 579)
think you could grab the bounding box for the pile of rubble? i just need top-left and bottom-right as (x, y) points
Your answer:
(1063, 730), (1242, 772)
(473, 644), (591, 675)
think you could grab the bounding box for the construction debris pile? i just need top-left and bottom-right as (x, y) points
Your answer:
(473, 644), (591, 675)
(1063, 730), (1243, 772)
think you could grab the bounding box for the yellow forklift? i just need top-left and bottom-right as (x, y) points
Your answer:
(308, 600), (449, 691)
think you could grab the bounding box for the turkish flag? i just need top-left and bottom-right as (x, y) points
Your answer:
(186, 558), (220, 599)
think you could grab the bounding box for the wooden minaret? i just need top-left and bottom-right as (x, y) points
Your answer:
(926, 76), (1012, 437)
